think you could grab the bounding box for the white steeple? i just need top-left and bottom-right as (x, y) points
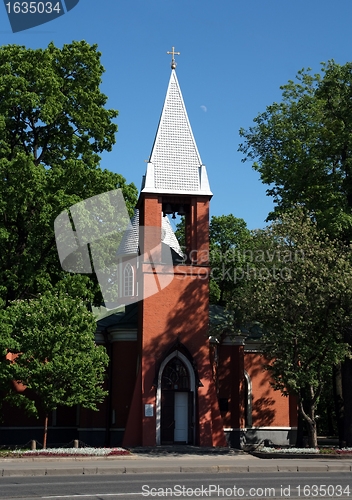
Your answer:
(141, 68), (212, 196)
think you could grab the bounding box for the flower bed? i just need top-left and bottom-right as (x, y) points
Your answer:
(0, 447), (130, 458)
(261, 447), (320, 454)
(259, 447), (352, 455)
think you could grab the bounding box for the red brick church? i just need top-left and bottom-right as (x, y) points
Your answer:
(0, 56), (297, 449)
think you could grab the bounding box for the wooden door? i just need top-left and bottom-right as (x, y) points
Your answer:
(161, 391), (174, 444)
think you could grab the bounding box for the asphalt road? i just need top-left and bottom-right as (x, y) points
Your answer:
(0, 472), (351, 499)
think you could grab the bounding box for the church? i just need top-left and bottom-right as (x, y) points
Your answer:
(0, 52), (297, 449)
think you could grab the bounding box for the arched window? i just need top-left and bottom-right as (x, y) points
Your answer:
(161, 357), (189, 390)
(124, 263), (134, 297)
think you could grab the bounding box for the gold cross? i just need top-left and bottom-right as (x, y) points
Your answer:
(167, 47), (180, 69)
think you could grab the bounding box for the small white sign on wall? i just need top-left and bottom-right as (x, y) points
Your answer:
(145, 404), (154, 417)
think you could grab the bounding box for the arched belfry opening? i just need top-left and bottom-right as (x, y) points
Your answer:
(156, 351), (196, 445)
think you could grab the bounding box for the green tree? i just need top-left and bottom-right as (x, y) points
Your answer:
(209, 214), (251, 305)
(239, 61), (352, 239)
(175, 214), (251, 305)
(1, 280), (109, 448)
(233, 209), (352, 447)
(239, 60), (352, 445)
(0, 41), (138, 308)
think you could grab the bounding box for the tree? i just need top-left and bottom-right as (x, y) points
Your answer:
(209, 215), (251, 306)
(232, 209), (352, 448)
(175, 214), (251, 305)
(239, 61), (352, 240)
(0, 41), (138, 308)
(1, 279), (109, 448)
(239, 60), (352, 445)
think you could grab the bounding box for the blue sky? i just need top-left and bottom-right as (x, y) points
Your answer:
(2, 0), (352, 230)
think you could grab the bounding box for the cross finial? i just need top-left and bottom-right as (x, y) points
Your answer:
(167, 47), (180, 70)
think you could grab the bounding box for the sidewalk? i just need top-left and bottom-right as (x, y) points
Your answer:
(1, 446), (352, 476)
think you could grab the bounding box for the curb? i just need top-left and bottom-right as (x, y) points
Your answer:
(1, 463), (351, 476)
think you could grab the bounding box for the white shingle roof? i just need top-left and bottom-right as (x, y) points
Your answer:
(161, 214), (184, 257)
(141, 70), (212, 196)
(116, 210), (183, 258)
(116, 210), (139, 256)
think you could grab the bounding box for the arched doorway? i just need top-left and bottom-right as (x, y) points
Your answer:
(156, 351), (196, 445)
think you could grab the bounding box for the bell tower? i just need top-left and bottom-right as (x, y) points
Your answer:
(122, 51), (226, 447)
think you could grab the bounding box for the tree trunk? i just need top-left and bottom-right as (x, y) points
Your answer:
(298, 386), (318, 448)
(332, 363), (345, 447)
(43, 413), (48, 449)
(306, 419), (318, 448)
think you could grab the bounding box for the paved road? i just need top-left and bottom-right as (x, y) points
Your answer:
(0, 471), (351, 499)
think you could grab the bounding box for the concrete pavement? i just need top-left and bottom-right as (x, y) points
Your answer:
(1, 446), (352, 477)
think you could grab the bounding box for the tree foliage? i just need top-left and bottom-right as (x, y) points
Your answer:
(233, 209), (352, 447)
(175, 214), (251, 305)
(239, 60), (352, 239)
(209, 214), (251, 305)
(239, 60), (352, 445)
(0, 41), (138, 308)
(1, 278), (109, 446)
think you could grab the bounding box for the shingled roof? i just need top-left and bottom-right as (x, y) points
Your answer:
(116, 209), (183, 259)
(141, 69), (212, 196)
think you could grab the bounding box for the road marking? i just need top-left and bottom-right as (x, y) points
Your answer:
(42, 494), (142, 499)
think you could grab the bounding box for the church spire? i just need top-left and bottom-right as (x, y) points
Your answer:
(141, 57), (212, 196)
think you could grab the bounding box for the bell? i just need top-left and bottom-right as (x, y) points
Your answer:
(164, 203), (173, 215)
(172, 212), (176, 219)
(178, 205), (186, 216)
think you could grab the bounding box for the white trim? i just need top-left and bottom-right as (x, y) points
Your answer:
(144, 162), (155, 189)
(124, 262), (134, 297)
(156, 351), (196, 446)
(118, 259), (123, 297)
(244, 343), (263, 352)
(108, 329), (137, 342)
(222, 335), (247, 346)
(141, 187), (213, 196)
